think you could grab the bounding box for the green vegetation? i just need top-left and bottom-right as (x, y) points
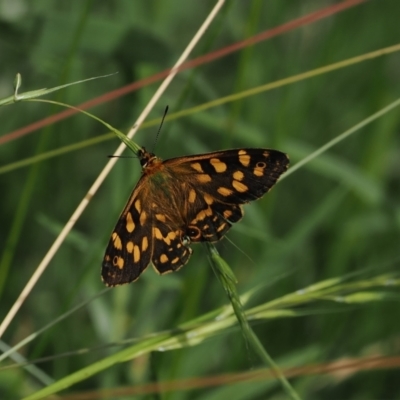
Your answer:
(0, 1), (399, 399)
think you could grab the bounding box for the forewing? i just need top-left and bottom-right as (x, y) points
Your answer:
(101, 182), (153, 286)
(164, 148), (288, 242)
(167, 148), (289, 203)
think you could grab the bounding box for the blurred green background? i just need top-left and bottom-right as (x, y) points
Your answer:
(0, 1), (400, 399)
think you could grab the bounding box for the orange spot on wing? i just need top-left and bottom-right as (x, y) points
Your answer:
(126, 212), (135, 232)
(197, 174), (212, 183)
(191, 162), (203, 173)
(218, 187), (233, 196)
(210, 158), (227, 173)
(112, 232), (122, 250)
(232, 180), (248, 192)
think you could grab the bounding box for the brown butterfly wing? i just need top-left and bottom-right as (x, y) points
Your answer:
(102, 148), (289, 286)
(163, 148), (289, 242)
(101, 173), (193, 286)
(101, 181), (153, 286)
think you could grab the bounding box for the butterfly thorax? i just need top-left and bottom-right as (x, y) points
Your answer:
(136, 148), (185, 224)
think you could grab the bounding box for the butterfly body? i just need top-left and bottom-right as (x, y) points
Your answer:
(102, 147), (289, 286)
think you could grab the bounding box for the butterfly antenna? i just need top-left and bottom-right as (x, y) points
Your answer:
(152, 106), (169, 152)
(108, 155), (137, 159)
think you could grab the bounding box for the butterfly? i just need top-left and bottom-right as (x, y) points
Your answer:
(102, 147), (289, 286)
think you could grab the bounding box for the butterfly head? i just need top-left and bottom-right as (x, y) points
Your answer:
(138, 147), (158, 168)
